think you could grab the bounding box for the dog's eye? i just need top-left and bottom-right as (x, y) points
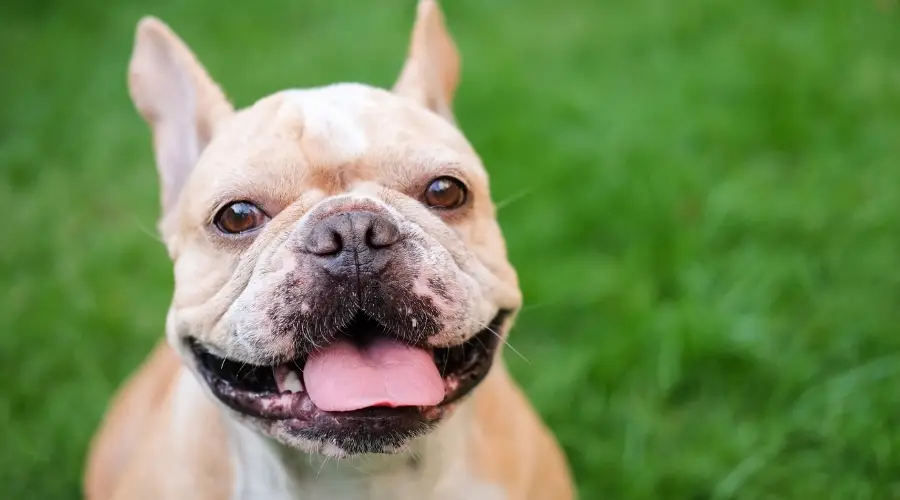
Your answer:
(214, 202), (269, 234)
(424, 177), (467, 210)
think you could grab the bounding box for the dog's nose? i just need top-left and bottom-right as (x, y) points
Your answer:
(305, 211), (401, 278)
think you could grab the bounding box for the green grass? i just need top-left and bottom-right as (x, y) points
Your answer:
(3, 0), (900, 498)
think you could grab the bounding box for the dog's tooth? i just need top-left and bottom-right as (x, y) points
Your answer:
(283, 370), (303, 393)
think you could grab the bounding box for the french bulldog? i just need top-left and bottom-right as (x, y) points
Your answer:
(83, 1), (574, 499)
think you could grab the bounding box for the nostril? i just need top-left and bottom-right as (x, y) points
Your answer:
(324, 230), (343, 255)
(366, 218), (400, 249)
(306, 219), (345, 256)
(364, 226), (378, 248)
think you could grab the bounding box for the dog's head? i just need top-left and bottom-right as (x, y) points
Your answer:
(130, 0), (522, 457)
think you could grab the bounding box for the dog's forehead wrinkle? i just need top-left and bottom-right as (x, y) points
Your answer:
(264, 84), (474, 164)
(187, 83), (486, 215)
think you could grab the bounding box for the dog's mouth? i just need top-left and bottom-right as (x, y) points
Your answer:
(187, 309), (510, 451)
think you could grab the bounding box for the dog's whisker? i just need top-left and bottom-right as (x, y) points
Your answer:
(316, 456), (330, 479)
(478, 320), (530, 364)
(441, 346), (451, 376)
(299, 320), (324, 351)
(473, 334), (488, 352)
(345, 459), (374, 477)
(130, 215), (166, 244)
(220, 336), (240, 370)
(408, 449), (423, 468)
(495, 187), (533, 211)
(518, 300), (566, 313)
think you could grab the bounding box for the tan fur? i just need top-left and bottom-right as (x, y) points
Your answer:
(86, 343), (233, 500)
(85, 1), (574, 498)
(470, 366), (576, 499)
(84, 341), (182, 500)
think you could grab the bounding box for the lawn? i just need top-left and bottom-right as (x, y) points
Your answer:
(3, 0), (900, 498)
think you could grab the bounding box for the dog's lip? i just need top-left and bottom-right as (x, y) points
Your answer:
(198, 373), (444, 422)
(187, 309), (512, 421)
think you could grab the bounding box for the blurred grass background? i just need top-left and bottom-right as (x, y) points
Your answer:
(3, 0), (900, 498)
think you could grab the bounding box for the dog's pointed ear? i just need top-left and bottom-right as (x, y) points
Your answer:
(392, 0), (460, 122)
(128, 17), (234, 213)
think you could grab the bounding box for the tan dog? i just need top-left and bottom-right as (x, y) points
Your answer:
(83, 2), (574, 499)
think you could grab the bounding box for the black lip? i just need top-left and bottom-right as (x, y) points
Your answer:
(438, 309), (511, 405)
(188, 309), (512, 420)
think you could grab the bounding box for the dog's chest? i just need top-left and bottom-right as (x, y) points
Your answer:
(235, 473), (505, 500)
(231, 459), (506, 500)
(228, 423), (506, 500)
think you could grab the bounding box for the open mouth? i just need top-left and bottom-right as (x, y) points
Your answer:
(188, 309), (510, 448)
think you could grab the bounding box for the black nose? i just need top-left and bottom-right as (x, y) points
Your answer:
(305, 211), (401, 278)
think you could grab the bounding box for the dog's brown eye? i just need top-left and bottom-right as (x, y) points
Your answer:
(424, 176), (467, 209)
(215, 202), (269, 234)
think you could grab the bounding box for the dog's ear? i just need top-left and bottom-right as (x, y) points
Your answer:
(393, 0), (460, 122)
(128, 17), (234, 213)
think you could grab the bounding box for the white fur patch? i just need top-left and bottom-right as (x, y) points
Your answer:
(228, 421), (298, 500)
(170, 369), (204, 440)
(282, 84), (375, 160)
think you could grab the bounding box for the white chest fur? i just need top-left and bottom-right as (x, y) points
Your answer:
(225, 407), (506, 500)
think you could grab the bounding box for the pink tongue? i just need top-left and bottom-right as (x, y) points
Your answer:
(303, 337), (445, 412)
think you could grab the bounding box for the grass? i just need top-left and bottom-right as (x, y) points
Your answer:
(3, 0), (900, 498)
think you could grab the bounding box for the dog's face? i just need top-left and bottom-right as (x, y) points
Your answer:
(130, 1), (521, 457)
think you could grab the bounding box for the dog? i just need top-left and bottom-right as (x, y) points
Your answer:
(83, 2), (574, 499)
